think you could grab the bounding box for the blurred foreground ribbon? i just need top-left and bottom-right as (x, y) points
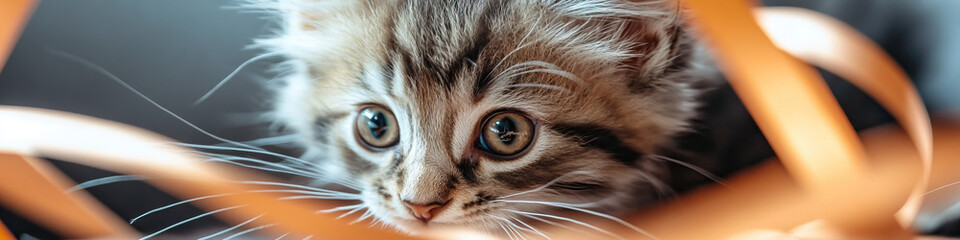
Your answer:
(0, 0), (936, 239)
(648, 0), (932, 238)
(0, 0), (35, 74)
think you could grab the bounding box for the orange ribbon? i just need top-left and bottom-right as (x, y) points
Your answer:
(0, 0), (35, 74)
(0, 219), (13, 240)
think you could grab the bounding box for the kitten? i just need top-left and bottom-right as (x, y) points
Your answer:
(256, 0), (700, 236)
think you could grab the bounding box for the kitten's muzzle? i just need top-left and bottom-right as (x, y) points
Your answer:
(402, 199), (451, 223)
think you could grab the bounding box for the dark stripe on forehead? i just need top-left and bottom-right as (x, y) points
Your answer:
(551, 123), (644, 165)
(391, 0), (500, 92)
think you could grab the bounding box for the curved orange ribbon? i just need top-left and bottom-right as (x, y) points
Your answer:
(0, 219), (12, 240)
(667, 0), (932, 238)
(0, 0), (34, 74)
(755, 7), (933, 228)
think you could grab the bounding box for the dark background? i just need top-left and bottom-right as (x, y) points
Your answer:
(1, 0), (958, 239)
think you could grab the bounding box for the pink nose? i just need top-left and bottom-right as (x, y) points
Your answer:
(402, 200), (449, 222)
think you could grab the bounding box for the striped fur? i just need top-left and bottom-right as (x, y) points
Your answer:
(256, 0), (701, 236)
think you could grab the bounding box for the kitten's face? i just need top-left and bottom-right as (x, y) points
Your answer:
(266, 0), (696, 235)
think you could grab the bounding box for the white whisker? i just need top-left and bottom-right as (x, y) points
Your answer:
(194, 52), (283, 105)
(46, 50), (286, 166)
(509, 210), (624, 240)
(500, 171), (591, 199)
(223, 224), (276, 240)
(522, 214), (591, 235)
(198, 215), (264, 240)
(350, 209), (375, 224)
(512, 216), (550, 240)
(241, 181), (358, 195)
(131, 193), (235, 224)
(139, 206), (244, 240)
(651, 155), (728, 187)
(505, 83), (570, 93)
(336, 205), (367, 219)
(279, 195), (361, 201)
(177, 143), (318, 169)
(491, 16), (543, 75)
(497, 221), (516, 240)
(70, 175), (144, 192)
(635, 170), (674, 199)
(316, 203), (365, 214)
(502, 200), (657, 240)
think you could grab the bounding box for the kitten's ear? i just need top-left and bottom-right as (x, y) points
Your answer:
(618, 1), (691, 86)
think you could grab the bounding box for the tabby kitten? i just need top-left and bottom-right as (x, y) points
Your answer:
(259, 0), (699, 236)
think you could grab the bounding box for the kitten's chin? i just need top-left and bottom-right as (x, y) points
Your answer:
(390, 219), (476, 236)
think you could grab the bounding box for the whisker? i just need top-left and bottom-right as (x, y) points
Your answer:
(46, 50), (282, 164)
(500, 171), (591, 199)
(651, 155), (728, 187)
(240, 181), (358, 195)
(131, 193), (235, 224)
(198, 214), (264, 240)
(512, 216), (550, 240)
(177, 143), (318, 170)
(505, 83), (570, 93)
(205, 157), (321, 179)
(490, 214), (543, 240)
(635, 170), (674, 199)
(257, 189), (357, 198)
(139, 206), (244, 240)
(522, 214), (591, 235)
(509, 210), (623, 240)
(501, 200), (657, 240)
(497, 221), (516, 240)
(194, 52), (283, 105)
(508, 220), (528, 240)
(503, 68), (582, 84)
(69, 175), (144, 192)
(223, 224), (276, 240)
(336, 205), (367, 219)
(278, 195), (361, 201)
(224, 134), (300, 147)
(201, 152), (319, 177)
(133, 188), (356, 224)
(316, 203), (365, 214)
(275, 233), (290, 240)
(491, 16), (542, 75)
(350, 209), (375, 224)
(924, 180), (960, 196)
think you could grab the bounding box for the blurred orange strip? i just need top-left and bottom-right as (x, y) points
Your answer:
(0, 106), (429, 240)
(0, 219), (13, 240)
(755, 7), (933, 227)
(674, 0), (927, 237)
(0, 153), (136, 238)
(0, 0), (36, 73)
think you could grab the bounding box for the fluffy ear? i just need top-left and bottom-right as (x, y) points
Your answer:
(618, 1), (691, 88)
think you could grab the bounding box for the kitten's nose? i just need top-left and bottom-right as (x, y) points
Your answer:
(402, 199), (450, 222)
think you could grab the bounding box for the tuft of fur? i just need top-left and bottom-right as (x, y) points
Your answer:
(252, 0), (703, 236)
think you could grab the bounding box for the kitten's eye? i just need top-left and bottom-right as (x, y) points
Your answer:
(355, 105), (399, 149)
(476, 112), (535, 158)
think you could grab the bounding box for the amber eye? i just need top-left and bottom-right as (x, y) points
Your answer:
(355, 105), (399, 149)
(476, 112), (535, 158)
